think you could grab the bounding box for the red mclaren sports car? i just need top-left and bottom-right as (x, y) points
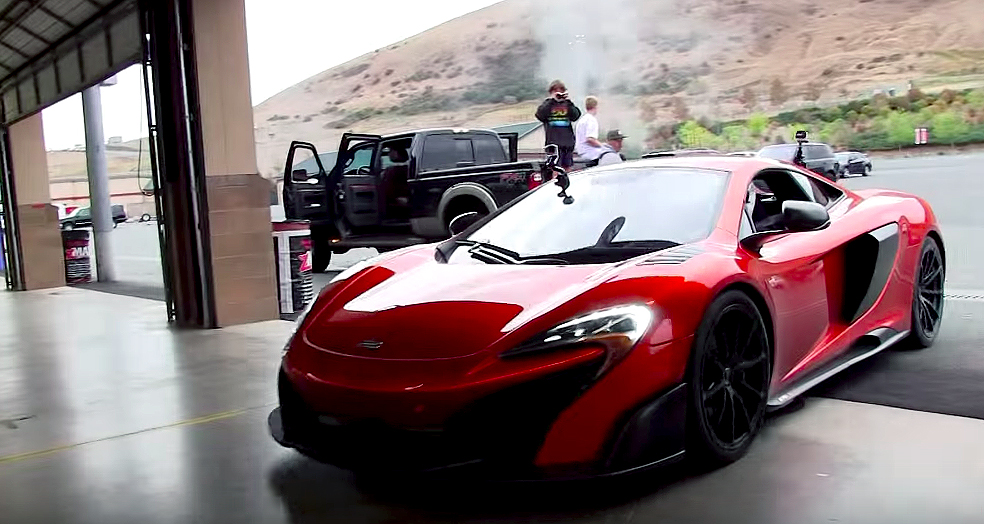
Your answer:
(269, 154), (944, 479)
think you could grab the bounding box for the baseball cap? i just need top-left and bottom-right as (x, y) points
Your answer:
(606, 129), (627, 140)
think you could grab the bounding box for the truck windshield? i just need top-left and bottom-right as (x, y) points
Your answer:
(450, 167), (729, 265)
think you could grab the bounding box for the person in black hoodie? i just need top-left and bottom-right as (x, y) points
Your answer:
(535, 80), (582, 168)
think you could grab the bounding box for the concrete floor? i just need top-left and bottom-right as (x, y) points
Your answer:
(2, 288), (984, 524)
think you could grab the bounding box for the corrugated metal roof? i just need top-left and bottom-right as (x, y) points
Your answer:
(0, 0), (140, 124)
(491, 121), (542, 139)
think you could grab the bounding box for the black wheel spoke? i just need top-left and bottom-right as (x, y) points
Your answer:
(920, 295), (941, 321)
(703, 380), (726, 401)
(735, 374), (766, 399)
(732, 390), (754, 434)
(735, 352), (766, 371)
(921, 260), (942, 286)
(727, 392), (738, 443)
(715, 392), (729, 427)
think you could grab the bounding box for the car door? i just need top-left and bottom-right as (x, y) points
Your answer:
(282, 141), (331, 223)
(408, 133), (479, 219)
(743, 169), (848, 388)
(334, 134), (382, 231)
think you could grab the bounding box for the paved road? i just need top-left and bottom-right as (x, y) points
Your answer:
(106, 220), (376, 289)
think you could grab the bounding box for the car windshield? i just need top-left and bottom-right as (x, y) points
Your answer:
(450, 167), (729, 265)
(758, 144), (798, 161)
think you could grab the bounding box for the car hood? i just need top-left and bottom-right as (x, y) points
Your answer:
(301, 258), (630, 360)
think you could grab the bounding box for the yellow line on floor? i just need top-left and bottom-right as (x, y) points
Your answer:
(0, 406), (264, 466)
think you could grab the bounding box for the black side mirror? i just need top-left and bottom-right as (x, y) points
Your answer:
(782, 200), (829, 231)
(448, 212), (481, 236)
(290, 169), (309, 183)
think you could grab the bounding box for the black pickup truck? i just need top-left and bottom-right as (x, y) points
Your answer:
(283, 128), (546, 272)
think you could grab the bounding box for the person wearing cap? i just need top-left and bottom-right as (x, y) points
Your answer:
(596, 129), (627, 166)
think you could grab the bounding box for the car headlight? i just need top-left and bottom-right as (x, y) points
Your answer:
(501, 305), (654, 361)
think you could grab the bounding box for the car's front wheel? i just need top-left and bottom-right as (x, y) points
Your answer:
(686, 290), (771, 467)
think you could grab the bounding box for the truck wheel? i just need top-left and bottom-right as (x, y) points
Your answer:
(310, 224), (335, 274)
(312, 240), (330, 273)
(443, 197), (489, 234)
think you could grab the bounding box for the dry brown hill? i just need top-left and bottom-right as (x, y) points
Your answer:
(251, 0), (982, 176)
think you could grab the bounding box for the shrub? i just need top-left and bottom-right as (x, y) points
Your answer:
(932, 111), (970, 145)
(397, 91), (456, 116)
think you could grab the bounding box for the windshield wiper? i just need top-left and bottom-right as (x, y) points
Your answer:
(536, 240), (683, 264)
(455, 239), (521, 264)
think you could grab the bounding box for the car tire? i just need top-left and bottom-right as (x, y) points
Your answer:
(863, 165), (871, 176)
(140, 213), (151, 222)
(443, 198), (489, 235)
(686, 290), (771, 467)
(906, 236), (944, 349)
(312, 239), (331, 273)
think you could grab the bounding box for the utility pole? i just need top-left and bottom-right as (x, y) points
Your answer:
(82, 76), (117, 282)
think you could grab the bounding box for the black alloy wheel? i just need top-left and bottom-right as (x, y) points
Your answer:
(908, 236), (944, 348)
(687, 290), (771, 466)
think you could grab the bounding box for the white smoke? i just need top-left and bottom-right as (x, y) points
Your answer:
(529, 0), (719, 151)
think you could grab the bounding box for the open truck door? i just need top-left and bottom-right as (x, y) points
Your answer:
(498, 132), (519, 163)
(283, 141), (330, 223)
(334, 133), (382, 232)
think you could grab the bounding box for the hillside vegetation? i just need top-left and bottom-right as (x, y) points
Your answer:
(250, 0), (984, 176)
(668, 87), (984, 151)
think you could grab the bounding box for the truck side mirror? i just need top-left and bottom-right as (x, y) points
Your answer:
(291, 169), (309, 183)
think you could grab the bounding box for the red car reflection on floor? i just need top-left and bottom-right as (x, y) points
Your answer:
(269, 155), (944, 479)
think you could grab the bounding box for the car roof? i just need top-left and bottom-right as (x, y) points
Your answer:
(382, 128), (498, 140)
(589, 155), (790, 180)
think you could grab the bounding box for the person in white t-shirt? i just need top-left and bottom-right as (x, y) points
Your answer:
(574, 96), (605, 166)
(596, 129), (627, 166)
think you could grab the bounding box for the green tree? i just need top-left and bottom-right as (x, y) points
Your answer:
(967, 88), (984, 110)
(932, 111), (970, 145)
(819, 119), (854, 147)
(885, 111), (916, 146)
(678, 120), (720, 149)
(747, 113), (770, 137)
(721, 125), (753, 150)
